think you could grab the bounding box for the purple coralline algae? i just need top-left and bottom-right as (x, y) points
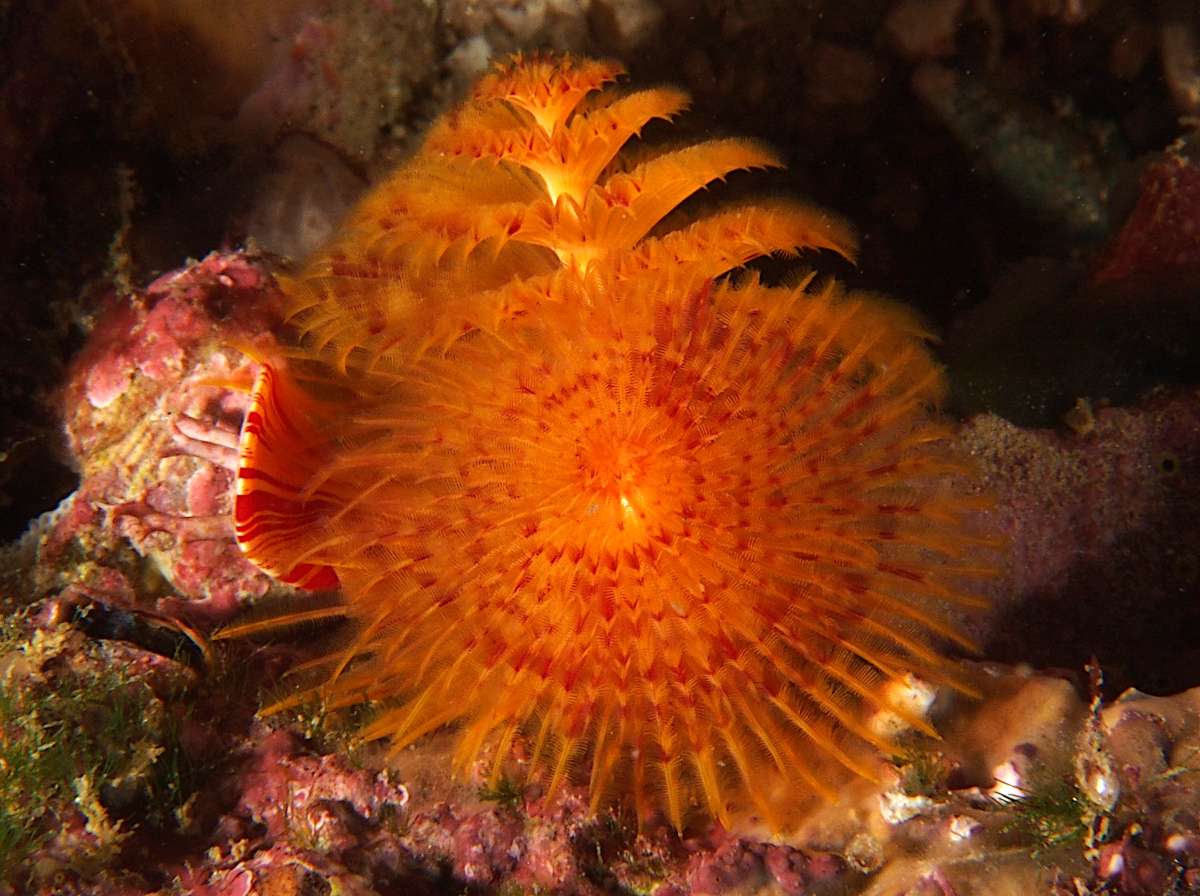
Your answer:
(43, 251), (286, 625)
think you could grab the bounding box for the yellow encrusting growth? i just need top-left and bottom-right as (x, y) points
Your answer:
(231, 53), (991, 832)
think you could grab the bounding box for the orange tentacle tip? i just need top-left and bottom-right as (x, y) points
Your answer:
(229, 53), (1000, 833)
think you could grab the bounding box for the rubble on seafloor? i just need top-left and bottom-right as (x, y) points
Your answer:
(0, 245), (1194, 894)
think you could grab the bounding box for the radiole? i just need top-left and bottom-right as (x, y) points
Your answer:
(227, 53), (993, 832)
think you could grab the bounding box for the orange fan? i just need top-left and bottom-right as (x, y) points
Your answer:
(231, 54), (992, 832)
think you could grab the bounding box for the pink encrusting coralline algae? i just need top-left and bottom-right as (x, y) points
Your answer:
(47, 251), (287, 624)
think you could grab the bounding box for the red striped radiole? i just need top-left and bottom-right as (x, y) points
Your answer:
(231, 54), (992, 832)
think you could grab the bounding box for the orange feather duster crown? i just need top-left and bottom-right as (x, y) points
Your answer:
(231, 55), (989, 832)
